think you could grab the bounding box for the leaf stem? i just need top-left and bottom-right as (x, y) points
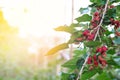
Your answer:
(76, 0), (109, 80)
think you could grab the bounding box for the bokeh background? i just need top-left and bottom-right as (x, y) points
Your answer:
(0, 0), (90, 80)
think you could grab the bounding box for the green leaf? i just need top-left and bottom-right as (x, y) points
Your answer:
(68, 73), (77, 80)
(84, 41), (102, 47)
(107, 58), (120, 68)
(110, 0), (120, 4)
(90, 7), (97, 15)
(79, 8), (89, 14)
(106, 8), (116, 18)
(108, 71), (115, 79)
(62, 53), (86, 70)
(117, 28), (120, 32)
(70, 23), (81, 27)
(107, 49), (115, 55)
(46, 43), (68, 55)
(102, 37), (113, 47)
(75, 14), (92, 23)
(97, 72), (112, 80)
(113, 56), (120, 66)
(61, 72), (70, 80)
(90, 0), (106, 6)
(68, 31), (82, 43)
(54, 26), (76, 34)
(62, 57), (80, 69)
(116, 5), (120, 18)
(73, 49), (86, 57)
(113, 37), (120, 45)
(104, 30), (113, 36)
(103, 8), (116, 25)
(76, 58), (85, 70)
(81, 69), (97, 80)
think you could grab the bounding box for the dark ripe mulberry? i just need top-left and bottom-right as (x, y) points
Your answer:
(94, 12), (99, 16)
(101, 46), (108, 52)
(94, 61), (98, 67)
(93, 55), (97, 60)
(101, 52), (106, 57)
(96, 47), (102, 53)
(101, 60), (107, 67)
(109, 5), (115, 9)
(87, 56), (92, 64)
(83, 30), (90, 36)
(87, 34), (95, 40)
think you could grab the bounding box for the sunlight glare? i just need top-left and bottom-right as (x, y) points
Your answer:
(1, 0), (67, 38)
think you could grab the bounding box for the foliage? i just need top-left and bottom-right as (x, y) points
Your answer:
(47, 0), (120, 80)
(47, 43), (69, 55)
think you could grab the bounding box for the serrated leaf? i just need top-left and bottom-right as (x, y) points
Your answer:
(46, 43), (68, 55)
(102, 37), (113, 47)
(76, 58), (85, 70)
(84, 41), (102, 47)
(97, 72), (112, 80)
(73, 49), (86, 57)
(81, 69), (97, 80)
(54, 26), (76, 34)
(62, 57), (80, 69)
(75, 14), (92, 23)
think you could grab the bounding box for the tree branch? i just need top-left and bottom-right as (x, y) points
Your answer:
(93, 0), (109, 41)
(76, 0), (109, 80)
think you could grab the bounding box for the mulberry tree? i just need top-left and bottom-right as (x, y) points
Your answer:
(47, 0), (120, 80)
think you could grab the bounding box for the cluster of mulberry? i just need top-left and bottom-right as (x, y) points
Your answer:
(87, 46), (108, 70)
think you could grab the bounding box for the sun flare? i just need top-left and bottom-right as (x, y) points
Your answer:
(1, 0), (68, 38)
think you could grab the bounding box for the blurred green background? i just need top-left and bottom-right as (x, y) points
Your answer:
(0, 10), (65, 80)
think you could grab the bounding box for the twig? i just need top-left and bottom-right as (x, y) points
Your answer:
(98, 33), (102, 42)
(94, 0), (109, 41)
(76, 0), (109, 80)
(76, 49), (90, 80)
(78, 42), (82, 49)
